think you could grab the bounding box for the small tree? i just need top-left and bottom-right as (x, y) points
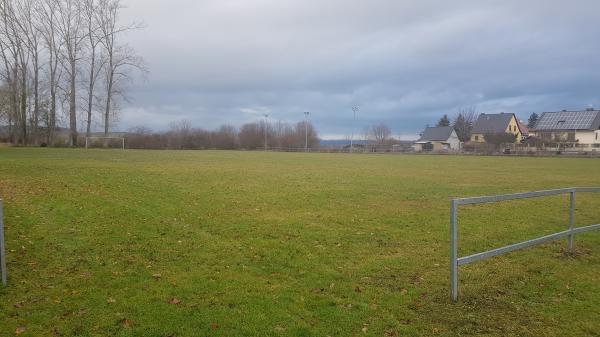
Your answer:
(370, 123), (392, 144)
(437, 114), (450, 127)
(528, 113), (539, 129)
(453, 108), (477, 142)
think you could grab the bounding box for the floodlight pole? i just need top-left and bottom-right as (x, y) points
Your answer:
(263, 114), (269, 151)
(351, 106), (359, 153)
(304, 111), (310, 151)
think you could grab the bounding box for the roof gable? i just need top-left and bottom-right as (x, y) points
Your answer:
(472, 113), (515, 134)
(534, 110), (600, 131)
(417, 126), (455, 141)
(516, 119), (529, 135)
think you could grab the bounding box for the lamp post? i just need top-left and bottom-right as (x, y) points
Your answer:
(351, 106), (359, 153)
(304, 111), (310, 151)
(263, 113), (269, 151)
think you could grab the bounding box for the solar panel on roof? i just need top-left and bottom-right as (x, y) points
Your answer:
(535, 111), (599, 130)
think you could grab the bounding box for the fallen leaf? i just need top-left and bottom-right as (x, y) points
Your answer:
(120, 319), (131, 329)
(107, 297), (116, 304)
(210, 323), (219, 330)
(169, 298), (181, 305)
(355, 286), (362, 293)
(15, 327), (27, 335)
(152, 273), (161, 280)
(361, 326), (368, 333)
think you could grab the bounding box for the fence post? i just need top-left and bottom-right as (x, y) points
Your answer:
(450, 199), (458, 301)
(0, 199), (6, 285)
(568, 190), (575, 251)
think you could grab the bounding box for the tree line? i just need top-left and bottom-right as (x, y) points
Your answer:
(123, 119), (320, 150)
(0, 0), (145, 146)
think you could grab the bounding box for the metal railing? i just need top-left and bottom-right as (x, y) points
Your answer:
(0, 199), (6, 285)
(450, 187), (600, 301)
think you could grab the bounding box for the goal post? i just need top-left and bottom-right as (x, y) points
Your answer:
(85, 136), (125, 150)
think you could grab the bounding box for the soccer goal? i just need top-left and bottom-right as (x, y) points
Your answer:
(85, 136), (125, 150)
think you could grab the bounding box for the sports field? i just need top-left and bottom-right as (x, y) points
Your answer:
(0, 148), (599, 336)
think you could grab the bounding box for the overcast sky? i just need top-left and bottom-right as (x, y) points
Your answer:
(117, 0), (600, 139)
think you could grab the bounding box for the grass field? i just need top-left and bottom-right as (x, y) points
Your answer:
(1, 148), (600, 337)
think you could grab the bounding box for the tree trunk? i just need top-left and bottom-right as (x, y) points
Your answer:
(104, 69), (114, 136)
(86, 46), (96, 138)
(33, 56), (39, 144)
(69, 59), (77, 147)
(20, 67), (27, 145)
(48, 52), (57, 144)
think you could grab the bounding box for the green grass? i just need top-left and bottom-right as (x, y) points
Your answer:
(1, 148), (600, 337)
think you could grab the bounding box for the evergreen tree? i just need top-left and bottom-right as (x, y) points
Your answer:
(528, 113), (539, 129)
(437, 114), (451, 127)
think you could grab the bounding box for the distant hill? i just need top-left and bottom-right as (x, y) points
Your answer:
(320, 139), (367, 147)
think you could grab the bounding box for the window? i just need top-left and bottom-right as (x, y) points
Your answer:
(474, 135), (479, 141)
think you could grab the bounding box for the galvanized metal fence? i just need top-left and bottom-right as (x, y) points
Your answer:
(450, 187), (600, 301)
(0, 198), (6, 285)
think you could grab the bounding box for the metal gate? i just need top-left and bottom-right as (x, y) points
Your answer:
(450, 187), (600, 301)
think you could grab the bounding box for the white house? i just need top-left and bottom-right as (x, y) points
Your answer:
(413, 126), (461, 152)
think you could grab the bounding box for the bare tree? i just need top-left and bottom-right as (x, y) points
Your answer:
(0, 0), (146, 146)
(168, 119), (192, 149)
(12, 0), (42, 143)
(0, 0), (29, 144)
(37, 0), (62, 143)
(0, 2), (17, 142)
(370, 123), (392, 145)
(96, 0), (145, 136)
(239, 122), (263, 149)
(453, 107), (478, 142)
(54, 0), (86, 146)
(81, 0), (105, 138)
(211, 125), (237, 149)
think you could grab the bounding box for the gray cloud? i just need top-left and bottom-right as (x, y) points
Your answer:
(119, 0), (600, 138)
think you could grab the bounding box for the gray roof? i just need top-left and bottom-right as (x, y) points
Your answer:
(534, 110), (600, 131)
(472, 113), (515, 134)
(417, 126), (455, 142)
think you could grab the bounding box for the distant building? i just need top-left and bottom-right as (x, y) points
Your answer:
(532, 109), (600, 147)
(470, 113), (521, 143)
(414, 126), (460, 152)
(516, 119), (530, 140)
